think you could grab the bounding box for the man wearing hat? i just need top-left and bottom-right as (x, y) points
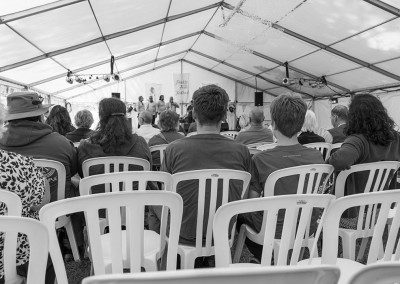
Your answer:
(0, 92), (82, 253)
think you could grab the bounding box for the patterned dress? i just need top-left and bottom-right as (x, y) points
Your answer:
(0, 150), (45, 279)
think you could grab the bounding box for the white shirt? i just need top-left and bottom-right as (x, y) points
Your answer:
(135, 124), (160, 143)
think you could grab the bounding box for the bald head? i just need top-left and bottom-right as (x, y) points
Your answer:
(249, 107), (265, 125)
(139, 110), (153, 125)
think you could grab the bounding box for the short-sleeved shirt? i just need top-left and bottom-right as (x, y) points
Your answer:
(0, 150), (45, 279)
(161, 133), (260, 245)
(247, 144), (324, 236)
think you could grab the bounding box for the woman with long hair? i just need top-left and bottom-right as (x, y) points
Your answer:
(298, 110), (325, 144)
(328, 94), (400, 227)
(77, 98), (151, 177)
(45, 105), (75, 136)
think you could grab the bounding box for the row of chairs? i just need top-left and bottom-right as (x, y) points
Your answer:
(2, 186), (399, 283)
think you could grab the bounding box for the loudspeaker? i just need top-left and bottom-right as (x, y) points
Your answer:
(255, 92), (263, 106)
(111, 92), (120, 99)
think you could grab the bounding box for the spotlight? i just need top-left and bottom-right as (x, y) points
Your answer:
(104, 75), (110, 82)
(75, 76), (84, 83)
(282, 78), (295, 85)
(112, 74), (120, 81)
(65, 77), (73, 84)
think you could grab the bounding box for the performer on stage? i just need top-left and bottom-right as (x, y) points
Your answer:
(156, 95), (167, 116)
(166, 96), (179, 112)
(146, 95), (157, 124)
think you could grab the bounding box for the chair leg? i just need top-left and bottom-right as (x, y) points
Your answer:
(341, 236), (355, 260)
(64, 220), (80, 261)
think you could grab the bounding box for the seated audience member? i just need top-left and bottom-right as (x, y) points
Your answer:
(322, 105), (348, 143)
(66, 109), (94, 142)
(238, 113), (250, 132)
(77, 98), (151, 179)
(328, 94), (400, 227)
(45, 105), (76, 136)
(235, 107), (273, 145)
(148, 110), (184, 167)
(187, 121), (197, 133)
(298, 110), (325, 144)
(0, 92), (78, 201)
(135, 110), (161, 143)
(237, 93), (324, 262)
(148, 84), (259, 252)
(0, 102), (55, 284)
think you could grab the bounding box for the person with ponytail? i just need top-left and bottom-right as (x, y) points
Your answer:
(77, 98), (151, 179)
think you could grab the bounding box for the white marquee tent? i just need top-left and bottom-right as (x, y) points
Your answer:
(1, 0), (400, 131)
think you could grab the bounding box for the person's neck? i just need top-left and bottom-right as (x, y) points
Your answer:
(275, 131), (299, 146)
(250, 123), (263, 127)
(197, 122), (220, 134)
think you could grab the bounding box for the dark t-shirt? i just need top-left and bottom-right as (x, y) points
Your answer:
(247, 144), (324, 236)
(298, 131), (325, 145)
(161, 133), (260, 245)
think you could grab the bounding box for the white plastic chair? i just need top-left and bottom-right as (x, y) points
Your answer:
(186, 132), (197, 137)
(0, 216), (49, 284)
(33, 158), (80, 261)
(234, 164), (334, 263)
(334, 161), (400, 260)
(247, 142), (270, 149)
(221, 131), (239, 139)
(82, 265), (340, 284)
(82, 156), (150, 178)
(79, 172), (173, 272)
(0, 190), (22, 216)
(149, 144), (168, 169)
(304, 142), (332, 161)
(172, 169), (251, 269)
(0, 191), (23, 283)
(299, 190), (400, 284)
(215, 194), (335, 267)
(348, 262), (400, 284)
(257, 143), (277, 151)
(40, 191), (183, 284)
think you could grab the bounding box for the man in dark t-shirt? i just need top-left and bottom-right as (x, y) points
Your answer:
(148, 85), (259, 247)
(238, 93), (324, 261)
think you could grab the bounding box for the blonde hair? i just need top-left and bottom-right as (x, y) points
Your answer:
(301, 109), (318, 132)
(0, 103), (6, 139)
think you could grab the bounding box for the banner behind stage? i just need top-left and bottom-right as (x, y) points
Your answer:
(173, 73), (189, 103)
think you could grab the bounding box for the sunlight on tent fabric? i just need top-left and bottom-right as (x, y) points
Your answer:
(2, 0), (57, 16)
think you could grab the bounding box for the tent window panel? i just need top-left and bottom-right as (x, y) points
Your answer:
(376, 58), (400, 77)
(169, 0), (218, 16)
(157, 36), (198, 58)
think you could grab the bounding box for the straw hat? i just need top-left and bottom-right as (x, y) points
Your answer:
(5, 91), (52, 121)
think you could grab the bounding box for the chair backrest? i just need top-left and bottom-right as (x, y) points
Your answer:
(186, 132), (197, 137)
(172, 169), (251, 255)
(149, 144), (168, 167)
(1, 216), (49, 284)
(40, 191), (183, 283)
(247, 142), (270, 149)
(80, 171), (173, 195)
(257, 143), (277, 151)
(335, 161), (400, 198)
(214, 194), (335, 266)
(82, 156), (151, 177)
(82, 265), (340, 284)
(33, 158), (66, 200)
(264, 164), (334, 197)
(73, 142), (80, 148)
(0, 191), (22, 216)
(348, 262), (400, 284)
(320, 190), (400, 265)
(303, 142), (332, 160)
(221, 131), (239, 139)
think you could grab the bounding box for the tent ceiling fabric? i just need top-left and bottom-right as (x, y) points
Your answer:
(1, 0), (400, 100)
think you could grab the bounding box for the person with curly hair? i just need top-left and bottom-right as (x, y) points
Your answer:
(45, 105), (75, 136)
(66, 109), (94, 142)
(328, 94), (400, 226)
(77, 98), (151, 178)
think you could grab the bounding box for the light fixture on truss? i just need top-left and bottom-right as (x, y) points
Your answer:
(64, 56), (121, 85)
